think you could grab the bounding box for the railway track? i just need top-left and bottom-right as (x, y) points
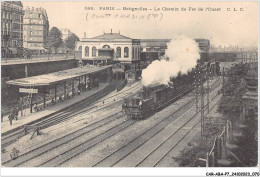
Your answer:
(1, 81), (142, 149)
(39, 96), (195, 167)
(92, 78), (221, 167)
(41, 77), (221, 167)
(2, 78), (220, 167)
(2, 111), (128, 167)
(134, 94), (221, 167)
(151, 98), (220, 167)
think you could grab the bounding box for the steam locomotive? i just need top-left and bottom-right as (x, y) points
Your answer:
(122, 62), (219, 120)
(122, 84), (192, 119)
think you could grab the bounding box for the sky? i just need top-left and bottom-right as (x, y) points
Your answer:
(22, 1), (258, 48)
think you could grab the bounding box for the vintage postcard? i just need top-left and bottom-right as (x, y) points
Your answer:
(1, 0), (258, 176)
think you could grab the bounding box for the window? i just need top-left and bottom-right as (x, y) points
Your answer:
(116, 47), (121, 58)
(92, 46), (96, 57)
(137, 47), (140, 59)
(124, 47), (129, 58)
(85, 46), (89, 57)
(135, 47), (137, 59)
(132, 47), (134, 59)
(78, 46), (82, 51)
(102, 45), (110, 48)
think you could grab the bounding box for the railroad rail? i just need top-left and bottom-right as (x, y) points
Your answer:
(92, 78), (221, 167)
(137, 94), (221, 167)
(2, 78), (220, 167)
(1, 81), (141, 149)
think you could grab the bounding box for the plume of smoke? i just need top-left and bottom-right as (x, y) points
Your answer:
(142, 36), (200, 87)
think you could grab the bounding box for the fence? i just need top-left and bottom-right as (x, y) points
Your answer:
(206, 120), (231, 167)
(2, 53), (75, 63)
(205, 106), (257, 167)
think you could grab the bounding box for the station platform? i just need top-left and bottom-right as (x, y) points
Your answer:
(1, 82), (110, 135)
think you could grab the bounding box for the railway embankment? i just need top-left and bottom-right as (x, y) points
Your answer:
(175, 62), (258, 167)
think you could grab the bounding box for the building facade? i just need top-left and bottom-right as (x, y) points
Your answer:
(1, 1), (24, 57)
(140, 38), (210, 53)
(75, 32), (141, 67)
(23, 6), (49, 54)
(140, 38), (210, 62)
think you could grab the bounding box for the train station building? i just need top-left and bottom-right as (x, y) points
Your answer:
(75, 30), (141, 70)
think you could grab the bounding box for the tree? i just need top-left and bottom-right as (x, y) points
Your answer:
(44, 27), (62, 53)
(64, 33), (80, 51)
(217, 63), (250, 117)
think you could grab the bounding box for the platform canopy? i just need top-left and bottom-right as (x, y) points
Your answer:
(6, 65), (112, 87)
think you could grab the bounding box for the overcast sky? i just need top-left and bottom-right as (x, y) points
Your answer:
(23, 1), (258, 47)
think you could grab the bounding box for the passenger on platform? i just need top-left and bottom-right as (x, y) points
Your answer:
(59, 95), (64, 102)
(12, 110), (16, 121)
(83, 83), (87, 91)
(139, 100), (143, 110)
(33, 104), (38, 112)
(77, 89), (81, 95)
(51, 98), (56, 105)
(8, 114), (13, 126)
(78, 83), (81, 91)
(15, 109), (18, 120)
(67, 93), (70, 99)
(1, 112), (4, 122)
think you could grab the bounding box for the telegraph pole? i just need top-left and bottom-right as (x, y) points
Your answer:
(222, 67), (225, 96)
(200, 79), (205, 138)
(195, 68), (200, 113)
(206, 67), (210, 113)
(194, 64), (206, 140)
(195, 84), (199, 112)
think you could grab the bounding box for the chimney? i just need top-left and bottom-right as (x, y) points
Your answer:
(119, 30), (120, 34)
(84, 32), (86, 38)
(111, 29), (112, 34)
